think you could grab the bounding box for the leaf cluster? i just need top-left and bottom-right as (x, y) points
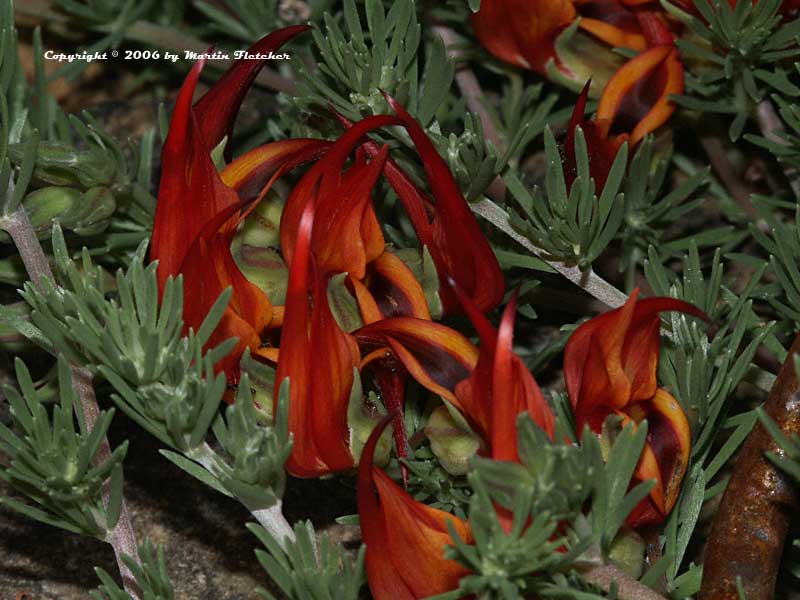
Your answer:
(432, 416), (652, 599)
(0, 357), (127, 539)
(248, 519), (365, 600)
(506, 126), (627, 270)
(671, 0), (800, 140)
(92, 538), (175, 600)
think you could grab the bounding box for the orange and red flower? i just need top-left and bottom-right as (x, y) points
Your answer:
(564, 289), (706, 526)
(356, 287), (554, 461)
(358, 415), (472, 600)
(151, 26), (326, 379)
(472, 1), (683, 145)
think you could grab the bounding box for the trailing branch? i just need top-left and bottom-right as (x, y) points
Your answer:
(471, 197), (628, 309)
(3, 204), (143, 599)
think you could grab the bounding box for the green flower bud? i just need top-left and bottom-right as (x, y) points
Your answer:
(327, 272), (364, 333)
(348, 369), (392, 466)
(10, 141), (117, 188)
(425, 405), (480, 476)
(0, 185), (117, 241)
(608, 527), (646, 579)
(239, 349), (277, 423)
(65, 186), (117, 236)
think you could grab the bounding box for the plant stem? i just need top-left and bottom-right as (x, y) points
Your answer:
(16, 0), (296, 93)
(250, 501), (296, 546)
(4, 204), (143, 599)
(755, 99), (800, 200)
(699, 134), (759, 221)
(193, 442), (296, 548)
(580, 563), (667, 600)
(700, 333), (800, 600)
(471, 198), (628, 309)
(433, 24), (506, 201)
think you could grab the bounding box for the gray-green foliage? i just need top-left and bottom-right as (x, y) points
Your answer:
(670, 0), (800, 140)
(0, 357), (127, 538)
(751, 197), (800, 329)
(91, 539), (175, 600)
(17, 225), (232, 452)
(506, 126), (627, 270)
(0, 14), (155, 256)
(645, 244), (776, 593)
(617, 138), (709, 285)
(430, 416), (651, 599)
(249, 519), (366, 600)
(9, 224), (293, 512)
(295, 0), (443, 123)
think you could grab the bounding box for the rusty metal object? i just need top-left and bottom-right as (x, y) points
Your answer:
(700, 334), (800, 600)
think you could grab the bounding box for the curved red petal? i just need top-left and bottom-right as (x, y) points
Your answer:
(193, 25), (310, 152)
(383, 94), (505, 313)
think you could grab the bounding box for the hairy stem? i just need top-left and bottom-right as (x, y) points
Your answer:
(4, 204), (143, 598)
(700, 333), (800, 600)
(755, 99), (800, 200)
(16, 0), (296, 93)
(471, 198), (628, 309)
(580, 563), (667, 600)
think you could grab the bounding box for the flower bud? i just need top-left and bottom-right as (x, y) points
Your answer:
(0, 185), (115, 241)
(608, 527), (646, 579)
(424, 405), (480, 476)
(10, 141), (117, 188)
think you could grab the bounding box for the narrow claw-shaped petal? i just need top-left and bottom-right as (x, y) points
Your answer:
(194, 25), (310, 151)
(471, 0), (577, 73)
(564, 289), (705, 525)
(452, 287), (555, 459)
(627, 388), (692, 527)
(358, 415), (471, 600)
(383, 94), (505, 312)
(596, 42), (683, 145)
(276, 194), (360, 477)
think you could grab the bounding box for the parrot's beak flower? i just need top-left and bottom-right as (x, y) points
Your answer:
(151, 26), (324, 380)
(356, 286), (554, 464)
(595, 12), (684, 146)
(472, 2), (683, 143)
(562, 80), (626, 192)
(334, 100), (506, 314)
(564, 289), (707, 526)
(358, 415), (472, 600)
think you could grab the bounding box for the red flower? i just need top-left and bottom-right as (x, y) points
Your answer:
(472, 1), (683, 144)
(356, 288), (554, 460)
(335, 98), (506, 314)
(564, 289), (706, 526)
(151, 27), (325, 379)
(358, 415), (471, 600)
(562, 81), (625, 192)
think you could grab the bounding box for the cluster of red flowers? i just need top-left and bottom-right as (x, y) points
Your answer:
(151, 17), (706, 600)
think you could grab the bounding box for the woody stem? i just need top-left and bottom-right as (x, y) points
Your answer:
(3, 202), (143, 599)
(755, 99), (800, 200)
